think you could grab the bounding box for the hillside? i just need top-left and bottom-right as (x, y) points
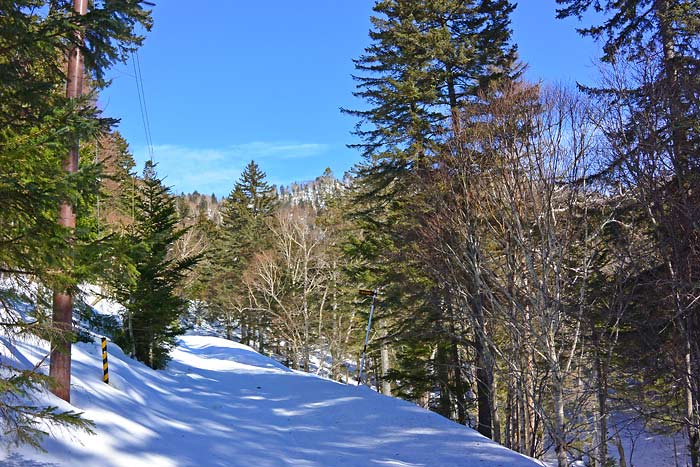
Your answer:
(1, 332), (541, 467)
(174, 168), (346, 226)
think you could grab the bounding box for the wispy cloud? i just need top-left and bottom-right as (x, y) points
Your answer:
(131, 141), (332, 195)
(148, 142), (328, 162)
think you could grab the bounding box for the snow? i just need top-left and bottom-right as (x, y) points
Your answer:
(605, 413), (689, 467)
(1, 332), (542, 467)
(78, 285), (125, 318)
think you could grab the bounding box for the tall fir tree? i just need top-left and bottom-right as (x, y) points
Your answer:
(221, 160), (277, 259)
(344, 0), (518, 436)
(1, 0), (151, 446)
(345, 0), (517, 174)
(205, 160), (277, 344)
(112, 161), (198, 370)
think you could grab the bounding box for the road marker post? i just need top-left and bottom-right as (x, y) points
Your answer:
(101, 337), (109, 384)
(358, 289), (378, 386)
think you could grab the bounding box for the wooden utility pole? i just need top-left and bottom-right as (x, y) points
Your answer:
(50, 0), (87, 403)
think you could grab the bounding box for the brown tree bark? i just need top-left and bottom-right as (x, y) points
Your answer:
(49, 0), (87, 403)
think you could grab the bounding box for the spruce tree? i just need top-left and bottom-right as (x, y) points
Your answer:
(205, 161), (277, 345)
(221, 160), (277, 260)
(345, 0), (518, 435)
(1, 0), (151, 446)
(112, 161), (198, 369)
(345, 0), (517, 172)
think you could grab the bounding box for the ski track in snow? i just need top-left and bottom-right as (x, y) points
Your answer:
(1, 334), (541, 467)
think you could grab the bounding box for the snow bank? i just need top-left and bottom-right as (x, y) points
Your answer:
(1, 331), (542, 467)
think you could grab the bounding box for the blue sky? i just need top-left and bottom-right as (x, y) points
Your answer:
(99, 1), (602, 197)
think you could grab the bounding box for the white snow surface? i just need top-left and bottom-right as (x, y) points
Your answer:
(78, 284), (125, 317)
(1, 333), (542, 467)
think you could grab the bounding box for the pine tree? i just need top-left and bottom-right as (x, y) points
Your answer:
(1, 0), (151, 446)
(344, 0), (518, 435)
(204, 161), (277, 345)
(112, 161), (198, 370)
(345, 0), (517, 172)
(221, 160), (277, 243)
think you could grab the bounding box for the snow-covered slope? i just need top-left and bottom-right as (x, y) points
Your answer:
(1, 333), (542, 467)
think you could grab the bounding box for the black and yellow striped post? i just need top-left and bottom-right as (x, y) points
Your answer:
(101, 337), (109, 384)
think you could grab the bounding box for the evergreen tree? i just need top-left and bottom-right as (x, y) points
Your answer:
(112, 161), (198, 370)
(1, 0), (151, 446)
(344, 0), (518, 435)
(204, 161), (277, 344)
(345, 0), (517, 173)
(221, 160), (277, 246)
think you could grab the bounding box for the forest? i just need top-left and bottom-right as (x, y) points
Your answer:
(1, 1), (699, 466)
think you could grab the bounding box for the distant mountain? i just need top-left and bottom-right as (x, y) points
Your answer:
(278, 167), (348, 209)
(176, 168), (349, 225)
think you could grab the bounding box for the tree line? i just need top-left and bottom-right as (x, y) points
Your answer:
(1, 1), (698, 466)
(333, 1), (699, 467)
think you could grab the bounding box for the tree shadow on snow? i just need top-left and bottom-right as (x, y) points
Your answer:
(1, 452), (60, 467)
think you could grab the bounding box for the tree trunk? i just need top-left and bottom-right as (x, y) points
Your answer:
(258, 327), (264, 354)
(492, 374), (501, 443)
(551, 363), (568, 467)
(518, 376), (528, 454)
(475, 334), (493, 438)
(436, 344), (452, 418)
(49, 0), (87, 403)
(592, 326), (609, 467)
(380, 332), (392, 396)
(448, 295), (467, 425)
(505, 380), (513, 449)
(241, 322), (248, 345)
(614, 432), (627, 467)
(655, 6), (700, 463)
(687, 347), (700, 467)
(128, 310), (136, 357)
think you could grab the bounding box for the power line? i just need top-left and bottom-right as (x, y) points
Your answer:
(132, 51), (154, 162)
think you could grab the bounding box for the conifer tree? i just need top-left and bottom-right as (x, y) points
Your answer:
(221, 160), (277, 259)
(112, 161), (198, 369)
(345, 0), (517, 172)
(1, 0), (151, 445)
(345, 0), (518, 436)
(206, 161), (277, 345)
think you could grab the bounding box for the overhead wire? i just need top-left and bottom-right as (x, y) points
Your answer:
(132, 51), (154, 162)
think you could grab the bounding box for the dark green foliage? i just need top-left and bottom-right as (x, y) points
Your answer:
(111, 161), (198, 369)
(344, 0), (518, 427)
(0, 0), (153, 289)
(0, 363), (95, 451)
(0, 283), (96, 450)
(0, 0), (151, 132)
(344, 0), (518, 167)
(1, 0), (151, 448)
(555, 0), (699, 63)
(203, 161), (277, 341)
(555, 0), (699, 180)
(220, 160), (277, 258)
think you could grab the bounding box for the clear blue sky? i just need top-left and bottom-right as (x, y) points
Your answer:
(99, 1), (601, 197)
